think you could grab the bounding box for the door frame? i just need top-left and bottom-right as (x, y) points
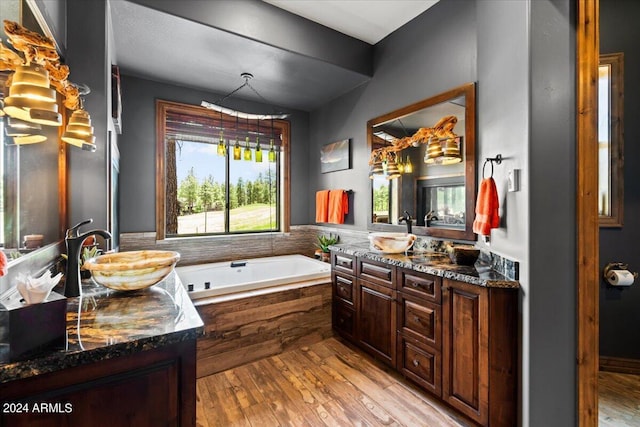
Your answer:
(576, 0), (599, 426)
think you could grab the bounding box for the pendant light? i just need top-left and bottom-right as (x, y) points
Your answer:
(424, 137), (444, 164)
(233, 113), (241, 160)
(61, 107), (96, 151)
(440, 137), (462, 164)
(268, 117), (276, 162)
(404, 155), (413, 173)
(3, 64), (62, 127)
(255, 118), (263, 162)
(243, 116), (252, 161)
(217, 111), (226, 156)
(4, 117), (46, 145)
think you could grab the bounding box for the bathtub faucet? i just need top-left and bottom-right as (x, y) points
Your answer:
(64, 219), (112, 298)
(398, 210), (413, 234)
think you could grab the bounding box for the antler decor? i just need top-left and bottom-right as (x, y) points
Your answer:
(369, 115), (459, 165)
(1, 19), (80, 111)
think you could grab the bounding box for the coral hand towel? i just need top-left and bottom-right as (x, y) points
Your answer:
(472, 178), (500, 236)
(328, 190), (349, 224)
(316, 190), (330, 223)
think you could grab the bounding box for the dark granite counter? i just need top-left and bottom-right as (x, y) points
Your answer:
(330, 242), (519, 288)
(0, 271), (204, 383)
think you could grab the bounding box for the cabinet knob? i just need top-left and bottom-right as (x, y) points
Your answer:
(411, 282), (420, 288)
(413, 315), (421, 324)
(413, 359), (420, 367)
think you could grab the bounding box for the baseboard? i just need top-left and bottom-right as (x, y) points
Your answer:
(599, 356), (640, 375)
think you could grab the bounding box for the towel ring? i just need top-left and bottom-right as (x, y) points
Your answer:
(482, 154), (503, 179)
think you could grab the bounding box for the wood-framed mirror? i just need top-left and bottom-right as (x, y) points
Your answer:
(367, 82), (476, 241)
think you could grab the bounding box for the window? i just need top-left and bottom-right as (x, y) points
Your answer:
(598, 53), (624, 227)
(156, 100), (290, 239)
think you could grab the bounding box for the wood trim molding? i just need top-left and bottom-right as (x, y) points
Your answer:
(599, 356), (640, 375)
(576, 0), (600, 426)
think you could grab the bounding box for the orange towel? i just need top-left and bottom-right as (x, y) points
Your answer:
(328, 190), (349, 224)
(315, 190), (330, 223)
(472, 178), (500, 236)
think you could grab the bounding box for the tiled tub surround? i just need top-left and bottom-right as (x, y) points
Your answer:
(0, 273), (203, 426)
(330, 242), (519, 288)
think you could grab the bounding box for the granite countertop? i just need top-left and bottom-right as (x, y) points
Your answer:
(330, 242), (519, 289)
(0, 271), (204, 383)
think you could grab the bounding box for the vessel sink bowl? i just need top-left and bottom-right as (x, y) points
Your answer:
(368, 232), (416, 254)
(82, 250), (180, 291)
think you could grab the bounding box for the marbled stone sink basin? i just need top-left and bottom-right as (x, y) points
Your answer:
(82, 250), (180, 291)
(368, 232), (416, 254)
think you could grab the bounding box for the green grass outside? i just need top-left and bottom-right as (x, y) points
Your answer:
(177, 204), (276, 234)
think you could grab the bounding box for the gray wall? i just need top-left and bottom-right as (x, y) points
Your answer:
(310, 0), (577, 425)
(599, 0), (640, 359)
(309, 0), (477, 230)
(118, 75), (310, 232)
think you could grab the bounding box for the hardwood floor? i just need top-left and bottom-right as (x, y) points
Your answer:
(599, 371), (640, 427)
(196, 337), (473, 426)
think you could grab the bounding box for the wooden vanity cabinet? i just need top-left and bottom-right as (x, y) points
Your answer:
(442, 278), (518, 427)
(330, 252), (517, 427)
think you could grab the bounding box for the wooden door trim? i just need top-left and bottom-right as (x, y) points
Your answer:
(576, 0), (599, 426)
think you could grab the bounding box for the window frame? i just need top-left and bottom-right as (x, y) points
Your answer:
(155, 100), (290, 240)
(598, 53), (624, 228)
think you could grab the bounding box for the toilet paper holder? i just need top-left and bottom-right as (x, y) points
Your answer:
(603, 262), (638, 281)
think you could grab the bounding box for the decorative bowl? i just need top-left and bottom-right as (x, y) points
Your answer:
(82, 250), (180, 291)
(368, 232), (416, 254)
(448, 246), (480, 265)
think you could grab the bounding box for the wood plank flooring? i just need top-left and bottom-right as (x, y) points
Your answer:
(599, 371), (640, 426)
(196, 337), (472, 427)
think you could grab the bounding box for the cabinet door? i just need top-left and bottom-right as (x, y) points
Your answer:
(442, 279), (489, 426)
(357, 279), (396, 366)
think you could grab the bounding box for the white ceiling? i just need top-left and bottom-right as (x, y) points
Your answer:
(110, 1), (439, 111)
(262, 0), (439, 44)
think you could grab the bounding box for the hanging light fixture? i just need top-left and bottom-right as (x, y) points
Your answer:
(255, 118), (263, 162)
(404, 155), (413, 173)
(61, 107), (96, 151)
(386, 154), (401, 179)
(233, 112), (241, 160)
(217, 110), (226, 156)
(424, 137), (444, 164)
(243, 115), (252, 161)
(440, 137), (462, 164)
(4, 117), (46, 145)
(3, 64), (62, 127)
(268, 117), (276, 163)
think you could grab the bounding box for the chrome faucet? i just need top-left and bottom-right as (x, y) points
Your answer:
(398, 210), (413, 234)
(64, 219), (112, 298)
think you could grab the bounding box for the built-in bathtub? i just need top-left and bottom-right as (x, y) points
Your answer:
(176, 254), (331, 300)
(176, 254), (333, 377)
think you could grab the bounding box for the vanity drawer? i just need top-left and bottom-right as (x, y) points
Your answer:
(357, 258), (395, 288)
(399, 269), (441, 303)
(332, 272), (354, 304)
(332, 252), (355, 275)
(398, 336), (441, 397)
(399, 295), (441, 350)
(333, 301), (355, 340)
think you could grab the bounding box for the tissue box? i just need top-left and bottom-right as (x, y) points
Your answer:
(0, 291), (67, 363)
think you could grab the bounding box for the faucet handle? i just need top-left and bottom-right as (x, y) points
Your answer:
(67, 219), (93, 238)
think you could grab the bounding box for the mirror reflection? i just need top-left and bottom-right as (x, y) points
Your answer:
(1, 0), (66, 260)
(368, 83), (476, 241)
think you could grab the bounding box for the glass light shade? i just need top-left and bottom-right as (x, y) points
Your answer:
(268, 139), (276, 162)
(404, 156), (413, 173)
(233, 141), (241, 160)
(12, 134), (47, 145)
(424, 138), (444, 164)
(441, 139), (462, 165)
(243, 137), (252, 161)
(217, 132), (226, 156)
(385, 160), (401, 179)
(397, 157), (405, 173)
(369, 161), (384, 178)
(62, 109), (96, 150)
(4, 64), (62, 126)
(255, 142), (263, 162)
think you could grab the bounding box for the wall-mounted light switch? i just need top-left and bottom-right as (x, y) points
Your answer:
(508, 169), (520, 192)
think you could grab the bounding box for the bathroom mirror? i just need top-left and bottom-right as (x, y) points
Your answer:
(0, 1), (68, 260)
(367, 83), (476, 241)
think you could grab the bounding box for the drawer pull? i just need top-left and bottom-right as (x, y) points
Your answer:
(339, 318), (345, 324)
(413, 315), (421, 323)
(413, 359), (420, 367)
(411, 282), (420, 288)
